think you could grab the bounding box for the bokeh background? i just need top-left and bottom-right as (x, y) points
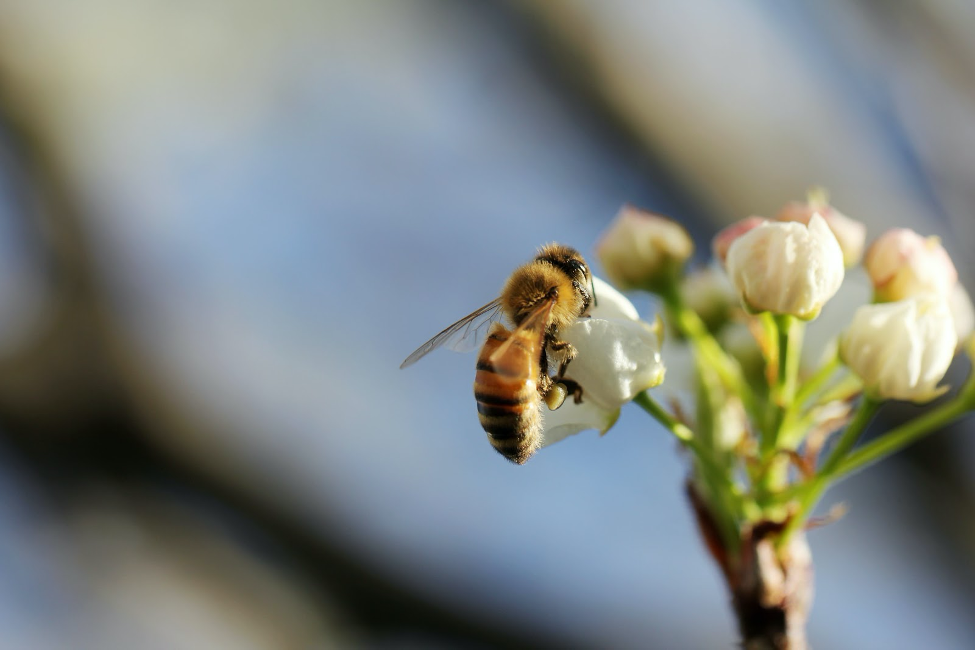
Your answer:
(0, 1), (972, 648)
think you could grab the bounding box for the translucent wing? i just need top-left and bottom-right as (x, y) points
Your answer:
(400, 298), (503, 369)
(487, 295), (557, 366)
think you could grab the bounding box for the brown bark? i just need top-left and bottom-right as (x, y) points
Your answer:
(688, 483), (814, 650)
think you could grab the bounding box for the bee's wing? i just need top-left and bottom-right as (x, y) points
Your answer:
(400, 298), (504, 369)
(486, 296), (556, 367)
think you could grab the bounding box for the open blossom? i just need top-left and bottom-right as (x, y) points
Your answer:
(725, 214), (845, 319)
(712, 216), (766, 265)
(839, 296), (955, 403)
(596, 205), (694, 291)
(863, 229), (957, 302)
(539, 276), (665, 447)
(776, 200), (866, 268)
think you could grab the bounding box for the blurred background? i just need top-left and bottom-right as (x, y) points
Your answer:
(0, 1), (972, 648)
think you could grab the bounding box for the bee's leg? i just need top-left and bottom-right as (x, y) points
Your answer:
(537, 372), (554, 398)
(557, 378), (585, 405)
(548, 340), (577, 380)
(537, 347), (554, 399)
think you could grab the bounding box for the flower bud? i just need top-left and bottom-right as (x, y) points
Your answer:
(725, 214), (844, 319)
(595, 205), (694, 291)
(863, 229), (957, 302)
(776, 199), (866, 268)
(948, 282), (975, 352)
(712, 216), (766, 265)
(679, 266), (737, 334)
(839, 296), (955, 403)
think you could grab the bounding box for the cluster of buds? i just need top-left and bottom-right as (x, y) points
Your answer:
(694, 195), (967, 403)
(562, 191), (973, 648)
(549, 197), (971, 443)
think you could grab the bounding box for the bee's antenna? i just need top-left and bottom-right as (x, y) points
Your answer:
(591, 276), (598, 307)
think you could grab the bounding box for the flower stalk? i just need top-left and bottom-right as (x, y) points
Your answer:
(590, 200), (971, 648)
(833, 372), (975, 480)
(777, 397), (880, 548)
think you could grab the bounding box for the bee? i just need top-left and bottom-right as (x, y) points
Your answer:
(400, 244), (595, 464)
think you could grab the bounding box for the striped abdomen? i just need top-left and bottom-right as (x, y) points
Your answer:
(474, 323), (542, 465)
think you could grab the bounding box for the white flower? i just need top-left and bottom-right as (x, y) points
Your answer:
(538, 398), (621, 448)
(863, 228), (957, 303)
(948, 282), (975, 352)
(595, 205), (694, 291)
(725, 214), (845, 319)
(776, 198), (866, 268)
(839, 296), (956, 403)
(539, 277), (665, 447)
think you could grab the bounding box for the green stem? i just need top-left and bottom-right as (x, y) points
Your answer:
(778, 397), (880, 547)
(762, 317), (791, 445)
(816, 373), (863, 405)
(759, 311), (778, 381)
(758, 316), (803, 496)
(660, 285), (758, 420)
(778, 315), (803, 407)
(633, 390), (693, 444)
(794, 355), (841, 408)
(832, 374), (975, 480)
(633, 391), (741, 550)
(776, 356), (844, 451)
(820, 397), (881, 475)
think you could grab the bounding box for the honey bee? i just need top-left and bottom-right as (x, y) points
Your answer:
(401, 244), (595, 464)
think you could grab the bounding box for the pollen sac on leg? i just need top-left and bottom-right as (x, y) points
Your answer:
(544, 383), (568, 410)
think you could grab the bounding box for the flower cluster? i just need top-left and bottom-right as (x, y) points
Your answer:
(534, 193), (971, 456)
(533, 191), (972, 558)
(442, 190), (973, 649)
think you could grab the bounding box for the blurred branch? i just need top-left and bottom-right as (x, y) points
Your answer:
(0, 78), (574, 650)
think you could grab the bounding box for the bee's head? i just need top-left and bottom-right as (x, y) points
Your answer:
(536, 243), (590, 282)
(535, 243), (595, 314)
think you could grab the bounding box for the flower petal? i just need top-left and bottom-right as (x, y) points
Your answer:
(948, 281), (975, 351)
(539, 399), (620, 447)
(588, 276), (640, 320)
(559, 316), (665, 410)
(776, 198), (866, 268)
(537, 276), (666, 447)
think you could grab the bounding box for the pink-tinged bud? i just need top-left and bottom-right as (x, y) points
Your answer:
(712, 216), (766, 265)
(595, 205), (694, 291)
(863, 229), (957, 303)
(776, 200), (866, 268)
(725, 214), (845, 319)
(840, 296), (955, 403)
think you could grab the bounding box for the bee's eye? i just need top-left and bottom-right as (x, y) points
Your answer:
(567, 259), (587, 278)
